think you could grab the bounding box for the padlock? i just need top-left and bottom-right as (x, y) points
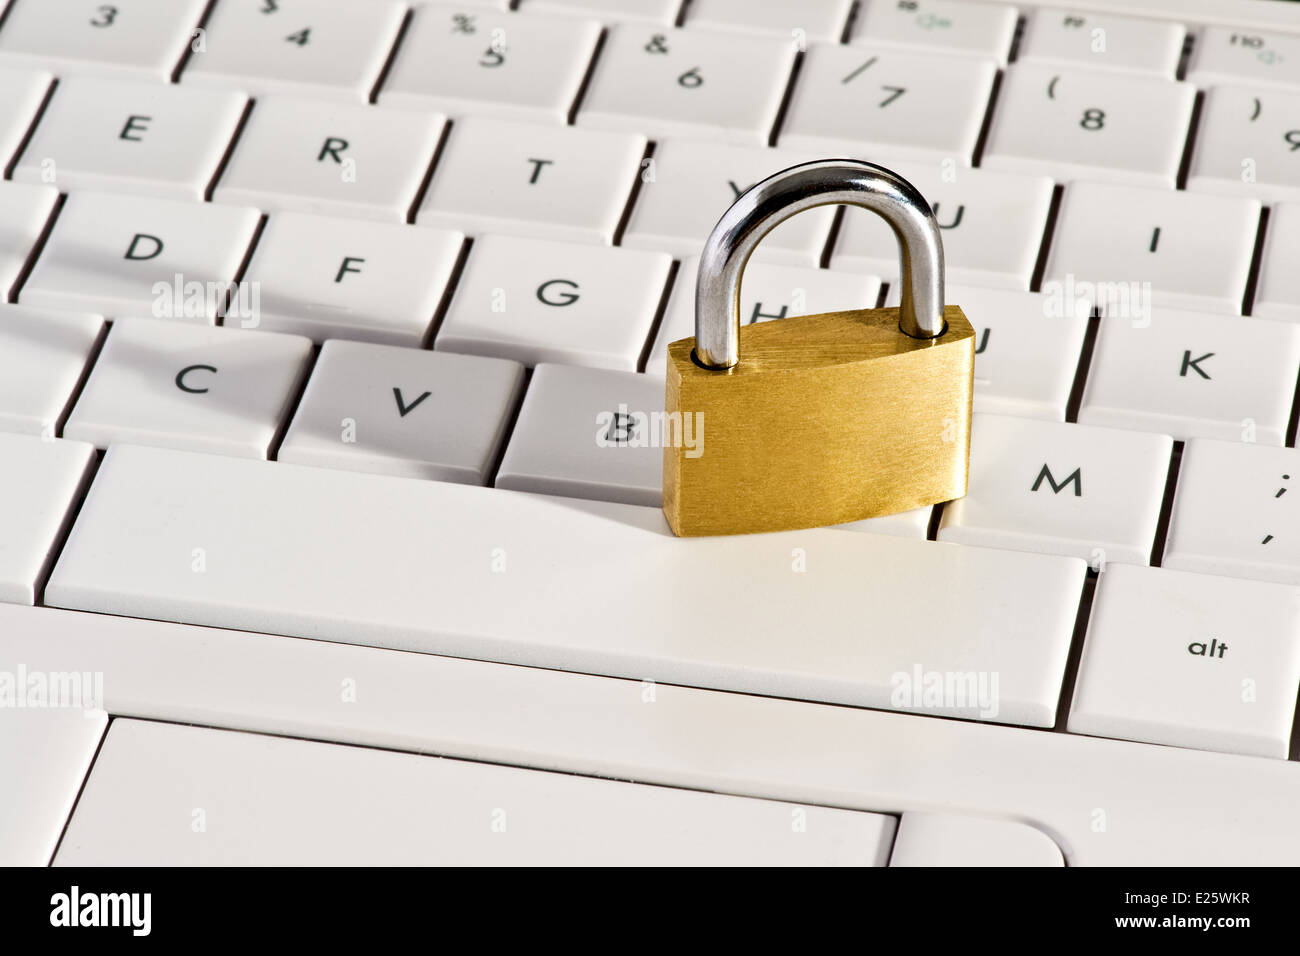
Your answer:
(662, 159), (974, 537)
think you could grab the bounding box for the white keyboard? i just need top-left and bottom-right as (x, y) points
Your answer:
(4, 0), (1300, 867)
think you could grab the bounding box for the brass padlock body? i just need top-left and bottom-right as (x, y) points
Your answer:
(663, 304), (974, 537)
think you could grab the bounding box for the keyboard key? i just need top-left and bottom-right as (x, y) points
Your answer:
(64, 317), (312, 458)
(181, 0), (406, 102)
(0, 305), (104, 438)
(1186, 85), (1300, 204)
(437, 234), (671, 370)
(522, 0), (676, 22)
(938, 414), (1172, 567)
(831, 162), (1053, 290)
(849, 0), (1017, 65)
(11, 600), (1300, 865)
(829, 507), (932, 540)
(522, 0), (680, 26)
(379, 5), (601, 124)
(0, 67), (51, 169)
(889, 813), (1064, 867)
(1016, 9), (1185, 77)
(576, 25), (796, 145)
(495, 363), (664, 506)
(981, 64), (1195, 188)
(0, 0), (206, 81)
(0, 181), (57, 299)
(646, 255), (881, 375)
(0, 433), (96, 604)
(1068, 563), (1300, 759)
(213, 97), (444, 223)
(47, 443), (1087, 727)
(622, 141), (837, 266)
(239, 213), (463, 345)
(21, 192), (261, 322)
(1165, 439), (1300, 585)
(0, 708), (106, 866)
(416, 116), (645, 244)
(1187, 24), (1300, 91)
(278, 340), (523, 483)
(56, 718), (894, 865)
(13, 76), (246, 201)
(884, 284), (1091, 421)
(684, 0), (851, 45)
(1252, 202), (1300, 322)
(1043, 182), (1261, 315)
(1079, 310), (1300, 445)
(780, 44), (996, 164)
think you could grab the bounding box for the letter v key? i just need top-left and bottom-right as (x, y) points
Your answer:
(393, 387), (432, 417)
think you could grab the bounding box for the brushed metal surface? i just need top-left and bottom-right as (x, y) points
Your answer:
(663, 305), (974, 537)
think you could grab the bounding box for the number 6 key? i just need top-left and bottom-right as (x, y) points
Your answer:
(576, 25), (797, 145)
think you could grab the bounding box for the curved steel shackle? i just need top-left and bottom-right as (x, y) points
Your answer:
(694, 159), (946, 370)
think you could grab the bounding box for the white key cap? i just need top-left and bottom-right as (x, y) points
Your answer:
(1186, 85), (1300, 204)
(56, 718), (894, 866)
(47, 443), (1086, 727)
(1165, 439), (1300, 585)
(1069, 564), (1300, 759)
(0, 181), (57, 299)
(1187, 25), (1300, 91)
(0, 305), (104, 438)
(849, 0), (1017, 65)
(622, 141), (837, 266)
(646, 255), (881, 375)
(884, 284), (1091, 421)
(416, 116), (645, 244)
(0, 433), (95, 603)
(522, 0), (679, 26)
(0, 67), (51, 169)
(981, 65), (1195, 188)
(13, 602), (1300, 865)
(938, 414), (1172, 568)
(830, 162), (1053, 290)
(1079, 310), (1300, 445)
(576, 25), (796, 145)
(239, 213), (463, 345)
(780, 44), (996, 164)
(213, 97), (444, 223)
(181, 0), (406, 102)
(1043, 182), (1260, 316)
(0, 708), (106, 867)
(1252, 202), (1300, 323)
(379, 5), (601, 124)
(64, 318), (312, 459)
(0, 0), (206, 81)
(495, 363), (665, 506)
(1016, 9), (1185, 77)
(889, 813), (1064, 867)
(20, 192), (261, 323)
(829, 507), (932, 540)
(13, 77), (246, 202)
(278, 340), (523, 483)
(438, 235), (671, 370)
(684, 0), (851, 45)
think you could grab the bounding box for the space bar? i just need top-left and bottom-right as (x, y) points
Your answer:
(47, 444), (1087, 727)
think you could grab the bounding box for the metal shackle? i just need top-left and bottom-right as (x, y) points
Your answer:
(694, 159), (946, 370)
